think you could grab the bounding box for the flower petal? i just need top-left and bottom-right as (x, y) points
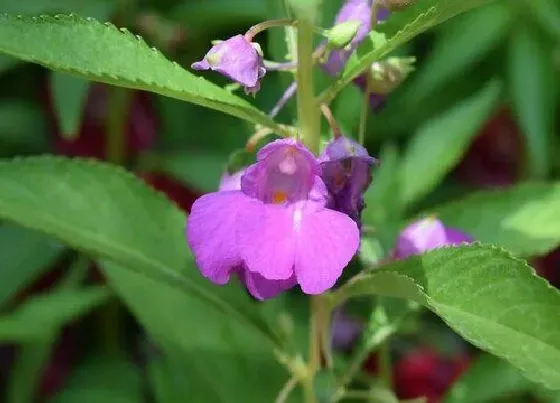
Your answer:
(237, 200), (295, 280)
(294, 208), (360, 294)
(186, 191), (251, 284)
(444, 227), (473, 245)
(238, 269), (296, 300)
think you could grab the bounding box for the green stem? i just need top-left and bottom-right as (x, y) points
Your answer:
(295, 18), (320, 153)
(101, 86), (131, 353)
(378, 341), (393, 388)
(245, 18), (296, 41)
(105, 87), (130, 164)
(358, 77), (371, 145)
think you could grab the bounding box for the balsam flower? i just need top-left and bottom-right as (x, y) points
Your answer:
(394, 217), (473, 260)
(187, 139), (360, 296)
(322, 0), (389, 76)
(192, 34), (266, 94)
(319, 136), (376, 225)
(216, 168), (296, 300)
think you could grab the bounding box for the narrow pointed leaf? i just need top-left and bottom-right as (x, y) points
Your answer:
(0, 287), (110, 342)
(0, 14), (284, 133)
(50, 72), (90, 139)
(404, 2), (511, 104)
(508, 24), (555, 178)
(0, 223), (64, 306)
(400, 80), (501, 206)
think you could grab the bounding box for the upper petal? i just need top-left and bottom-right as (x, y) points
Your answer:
(241, 139), (321, 203)
(236, 200), (296, 280)
(294, 208), (360, 294)
(186, 191), (251, 284)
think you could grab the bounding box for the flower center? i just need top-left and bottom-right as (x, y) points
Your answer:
(272, 191), (288, 204)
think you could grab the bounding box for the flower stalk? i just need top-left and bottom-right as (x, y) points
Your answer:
(295, 17), (320, 153)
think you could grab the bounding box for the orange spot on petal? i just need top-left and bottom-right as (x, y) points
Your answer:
(272, 191), (288, 204)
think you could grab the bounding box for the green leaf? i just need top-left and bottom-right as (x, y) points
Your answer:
(319, 0), (500, 103)
(0, 287), (110, 342)
(403, 1), (511, 105)
(400, 80), (501, 206)
(6, 255), (95, 403)
(7, 341), (53, 403)
(0, 0), (115, 19)
(50, 72), (90, 139)
(0, 223), (64, 306)
(49, 354), (143, 403)
(443, 353), (533, 403)
(508, 24), (555, 178)
(0, 156), (279, 345)
(433, 182), (560, 256)
(159, 151), (225, 192)
(334, 244), (560, 390)
(0, 14), (285, 134)
(103, 260), (287, 402)
(0, 53), (18, 74)
(526, 0), (560, 41)
(0, 101), (49, 156)
(364, 144), (402, 226)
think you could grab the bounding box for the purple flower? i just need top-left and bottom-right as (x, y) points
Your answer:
(394, 217), (473, 260)
(192, 34), (266, 94)
(322, 0), (389, 76)
(319, 136), (376, 225)
(331, 308), (364, 352)
(218, 170), (244, 192)
(187, 139), (360, 297)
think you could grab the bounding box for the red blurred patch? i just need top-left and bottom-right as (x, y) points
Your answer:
(454, 108), (524, 188)
(532, 248), (560, 288)
(43, 83), (157, 160)
(140, 172), (200, 213)
(38, 328), (79, 399)
(393, 348), (470, 403)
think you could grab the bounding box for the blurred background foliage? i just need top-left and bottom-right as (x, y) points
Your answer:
(0, 0), (558, 402)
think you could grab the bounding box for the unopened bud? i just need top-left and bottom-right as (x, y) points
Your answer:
(378, 0), (415, 11)
(367, 56), (416, 94)
(325, 20), (362, 50)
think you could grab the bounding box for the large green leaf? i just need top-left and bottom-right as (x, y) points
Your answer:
(508, 24), (555, 178)
(0, 223), (64, 306)
(0, 156), (278, 345)
(333, 244), (560, 390)
(49, 354), (143, 403)
(400, 80), (501, 206)
(0, 287), (110, 342)
(0, 0), (115, 19)
(443, 353), (533, 403)
(104, 260), (288, 403)
(318, 0), (499, 103)
(0, 14), (285, 134)
(433, 182), (560, 256)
